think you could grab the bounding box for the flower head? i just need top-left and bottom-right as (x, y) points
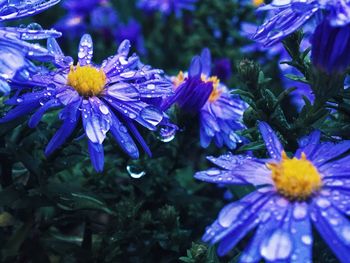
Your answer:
(195, 121), (350, 261)
(0, 1), (61, 94)
(163, 49), (247, 149)
(0, 34), (173, 172)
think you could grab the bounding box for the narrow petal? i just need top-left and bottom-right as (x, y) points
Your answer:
(78, 34), (93, 66)
(81, 98), (111, 144)
(88, 141), (104, 172)
(258, 121), (283, 161)
(109, 111), (139, 159)
(28, 99), (60, 128)
(311, 201), (350, 262)
(189, 56), (202, 77)
(215, 192), (274, 256)
(45, 101), (81, 156)
(195, 156), (272, 186)
(124, 118), (152, 157)
(200, 48), (211, 77)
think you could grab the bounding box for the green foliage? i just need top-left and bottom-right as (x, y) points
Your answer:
(0, 0), (346, 262)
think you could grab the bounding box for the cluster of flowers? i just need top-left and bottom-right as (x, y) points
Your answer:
(1, 0), (350, 262)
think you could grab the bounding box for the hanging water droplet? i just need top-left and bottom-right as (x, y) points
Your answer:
(126, 165), (145, 179)
(26, 23), (43, 31)
(157, 125), (176, 143)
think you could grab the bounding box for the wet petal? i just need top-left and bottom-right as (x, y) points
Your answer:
(0, 0), (60, 21)
(78, 34), (93, 66)
(109, 111), (139, 159)
(195, 156), (272, 186)
(28, 99), (60, 128)
(311, 201), (350, 262)
(81, 98), (111, 144)
(88, 140), (104, 172)
(258, 121), (283, 161)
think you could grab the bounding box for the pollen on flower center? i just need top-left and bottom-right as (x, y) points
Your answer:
(267, 151), (322, 200)
(67, 64), (106, 96)
(201, 74), (222, 102)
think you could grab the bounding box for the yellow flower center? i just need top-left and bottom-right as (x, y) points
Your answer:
(173, 71), (186, 88)
(267, 151), (322, 200)
(67, 64), (106, 96)
(201, 74), (222, 102)
(253, 0), (264, 7)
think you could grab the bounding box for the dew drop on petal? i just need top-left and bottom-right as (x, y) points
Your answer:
(341, 226), (350, 245)
(260, 229), (293, 261)
(301, 235), (312, 245)
(206, 169), (221, 176)
(293, 203), (308, 220)
(316, 198), (331, 209)
(99, 104), (109, 115)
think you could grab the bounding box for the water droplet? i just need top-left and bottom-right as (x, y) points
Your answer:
(293, 203), (308, 220)
(206, 169), (221, 176)
(260, 230), (292, 261)
(301, 235), (312, 245)
(316, 198), (331, 209)
(157, 125), (176, 143)
(126, 165), (145, 179)
(341, 226), (350, 244)
(99, 104), (109, 115)
(119, 125), (128, 133)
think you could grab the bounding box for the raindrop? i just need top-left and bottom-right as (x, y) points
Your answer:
(341, 226), (350, 244)
(293, 203), (308, 220)
(301, 235), (312, 245)
(157, 125), (176, 143)
(99, 104), (109, 115)
(206, 169), (221, 176)
(316, 198), (331, 209)
(260, 229), (293, 261)
(126, 165), (145, 179)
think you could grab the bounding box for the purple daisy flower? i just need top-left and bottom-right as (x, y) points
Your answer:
(195, 121), (350, 262)
(137, 0), (197, 17)
(0, 34), (172, 172)
(254, 1), (350, 73)
(0, 0), (61, 94)
(163, 49), (247, 149)
(0, 0), (60, 21)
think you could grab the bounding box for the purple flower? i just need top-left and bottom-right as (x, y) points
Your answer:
(163, 49), (247, 149)
(254, 1), (350, 73)
(195, 121), (350, 262)
(0, 34), (172, 172)
(0, 1), (61, 94)
(137, 0), (197, 17)
(0, 0), (60, 21)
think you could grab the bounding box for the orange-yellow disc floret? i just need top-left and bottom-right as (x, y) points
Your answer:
(267, 151), (322, 200)
(67, 64), (106, 96)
